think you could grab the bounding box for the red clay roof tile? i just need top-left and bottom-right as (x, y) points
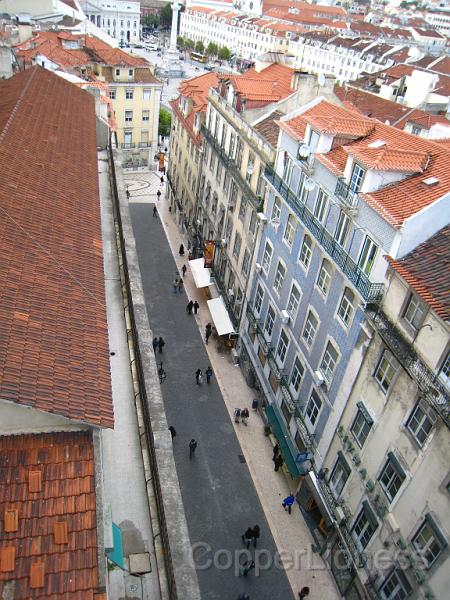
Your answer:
(4, 509), (18, 533)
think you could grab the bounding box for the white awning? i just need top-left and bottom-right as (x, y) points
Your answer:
(207, 296), (235, 336)
(189, 258), (211, 289)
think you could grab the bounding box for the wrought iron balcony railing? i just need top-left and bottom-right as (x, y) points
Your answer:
(265, 165), (384, 303)
(201, 126), (263, 211)
(120, 142), (136, 149)
(335, 178), (360, 209)
(366, 307), (450, 426)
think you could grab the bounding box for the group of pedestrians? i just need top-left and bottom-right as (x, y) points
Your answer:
(234, 407), (250, 425)
(272, 443), (284, 472)
(241, 525), (260, 548)
(152, 336), (165, 354)
(195, 366), (213, 384)
(186, 299), (200, 315)
(172, 278), (184, 293)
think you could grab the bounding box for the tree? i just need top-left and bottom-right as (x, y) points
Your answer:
(218, 46), (231, 61)
(160, 3), (172, 26)
(177, 36), (184, 48)
(195, 40), (205, 53)
(143, 14), (159, 29)
(206, 42), (218, 57)
(185, 38), (195, 50)
(159, 107), (172, 137)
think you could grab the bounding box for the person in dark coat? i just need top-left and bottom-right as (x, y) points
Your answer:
(182, 264), (187, 277)
(168, 426), (176, 439)
(186, 300), (194, 315)
(241, 527), (253, 549)
(152, 337), (158, 352)
(156, 189), (161, 200)
(205, 366), (213, 384)
(241, 408), (249, 426)
(153, 205), (158, 218)
(205, 322), (212, 344)
(157, 336), (165, 354)
(126, 188), (130, 199)
(193, 301), (199, 314)
(189, 438), (197, 458)
(178, 278), (184, 293)
(173, 278), (178, 293)
(299, 586), (310, 599)
(252, 525), (260, 548)
(273, 443), (280, 459)
(239, 560), (255, 577)
(160, 175), (164, 185)
(195, 369), (203, 384)
(179, 244), (185, 256)
(274, 454), (284, 472)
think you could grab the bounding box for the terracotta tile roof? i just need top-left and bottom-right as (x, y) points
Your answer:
(0, 67), (113, 428)
(345, 146), (430, 173)
(434, 138), (450, 150)
(316, 146), (348, 176)
(0, 431), (104, 599)
(254, 110), (284, 147)
(179, 71), (219, 113)
(387, 226), (450, 320)
(229, 63), (294, 104)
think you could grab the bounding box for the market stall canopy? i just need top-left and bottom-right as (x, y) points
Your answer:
(207, 296), (235, 336)
(189, 258), (211, 289)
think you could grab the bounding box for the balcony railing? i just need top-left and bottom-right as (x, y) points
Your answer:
(265, 165), (384, 303)
(201, 126), (263, 211)
(138, 142), (152, 148)
(335, 179), (360, 209)
(366, 308), (450, 426)
(120, 142), (135, 149)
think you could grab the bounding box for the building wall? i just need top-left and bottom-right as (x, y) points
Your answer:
(84, 0), (141, 43)
(0, 400), (89, 434)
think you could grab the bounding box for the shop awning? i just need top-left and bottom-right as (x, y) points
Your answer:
(265, 404), (301, 478)
(207, 296), (234, 336)
(306, 471), (335, 526)
(189, 258), (211, 289)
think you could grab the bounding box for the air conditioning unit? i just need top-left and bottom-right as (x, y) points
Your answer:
(314, 370), (325, 386)
(335, 506), (346, 525)
(280, 309), (290, 324)
(257, 212), (268, 223)
(255, 262), (262, 272)
(221, 239), (227, 247)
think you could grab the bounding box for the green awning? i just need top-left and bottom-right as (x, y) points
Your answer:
(265, 404), (301, 478)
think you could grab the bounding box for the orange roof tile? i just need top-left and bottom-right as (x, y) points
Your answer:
(0, 67), (114, 428)
(345, 146), (430, 173)
(4, 509), (18, 533)
(0, 431), (103, 599)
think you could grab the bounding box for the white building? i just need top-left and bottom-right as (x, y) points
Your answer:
(425, 9), (450, 36)
(82, 0), (141, 44)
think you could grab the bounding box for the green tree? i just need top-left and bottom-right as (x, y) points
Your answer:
(218, 46), (231, 61)
(160, 3), (172, 26)
(143, 14), (159, 29)
(177, 35), (184, 48)
(185, 38), (195, 50)
(159, 107), (172, 137)
(206, 42), (218, 57)
(195, 40), (205, 53)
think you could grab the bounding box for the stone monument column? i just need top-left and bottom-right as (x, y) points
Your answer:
(156, 0), (184, 78)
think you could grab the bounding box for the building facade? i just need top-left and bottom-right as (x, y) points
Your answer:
(83, 0), (141, 44)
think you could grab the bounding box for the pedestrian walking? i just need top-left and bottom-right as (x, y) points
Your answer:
(156, 189), (161, 201)
(126, 188), (130, 199)
(274, 454), (284, 472)
(153, 205), (158, 218)
(193, 300), (199, 314)
(282, 493), (296, 514)
(241, 408), (249, 426)
(179, 244), (185, 256)
(234, 408), (241, 423)
(189, 438), (197, 459)
(173, 278), (178, 293)
(160, 175), (164, 185)
(195, 368), (203, 384)
(237, 594), (250, 600)
(168, 426), (177, 439)
(251, 525), (260, 548)
(157, 336), (165, 354)
(152, 337), (158, 352)
(186, 300), (194, 315)
(273, 443), (280, 459)
(181, 264), (187, 277)
(239, 560), (255, 577)
(205, 365), (213, 384)
(241, 527), (253, 549)
(162, 165), (166, 175)
(178, 278), (184, 293)
(299, 587), (310, 599)
(205, 322), (212, 344)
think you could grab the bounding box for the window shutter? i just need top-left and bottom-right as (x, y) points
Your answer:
(387, 451), (406, 480)
(362, 500), (378, 530)
(424, 514), (448, 549)
(356, 401), (374, 425)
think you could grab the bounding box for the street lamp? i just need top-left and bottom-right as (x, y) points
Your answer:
(158, 361), (167, 384)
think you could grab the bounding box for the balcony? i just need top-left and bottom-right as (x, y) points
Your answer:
(335, 179), (359, 210)
(138, 141), (152, 148)
(366, 308), (450, 426)
(264, 165), (384, 303)
(201, 125), (263, 211)
(120, 142), (136, 149)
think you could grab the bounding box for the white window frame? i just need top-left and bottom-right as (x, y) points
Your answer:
(313, 189), (329, 224)
(125, 88), (134, 99)
(142, 110), (150, 121)
(338, 287), (355, 326)
(261, 240), (273, 273)
(378, 455), (406, 503)
(143, 88), (151, 100)
(283, 214), (296, 247)
(329, 453), (351, 497)
(379, 569), (412, 600)
(271, 197), (281, 222)
(403, 294), (425, 330)
(334, 211), (350, 246)
(374, 350), (397, 394)
(358, 235), (378, 276)
(316, 259), (332, 296)
(287, 282), (301, 320)
(302, 310), (318, 348)
(412, 517), (446, 568)
(351, 404), (373, 448)
(349, 163), (365, 192)
(273, 261), (286, 294)
(407, 400), (436, 447)
(352, 503), (378, 550)
(124, 110), (133, 122)
(305, 389), (322, 429)
(254, 284), (264, 315)
(276, 329), (290, 365)
(320, 341), (339, 382)
(438, 350), (450, 389)
(290, 357), (304, 394)
(264, 305), (276, 339)
(299, 235), (313, 269)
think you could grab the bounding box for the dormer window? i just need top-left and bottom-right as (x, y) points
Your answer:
(349, 163), (365, 193)
(128, 69), (133, 78)
(115, 68), (120, 77)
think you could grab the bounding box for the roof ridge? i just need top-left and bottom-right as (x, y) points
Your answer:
(0, 67), (37, 145)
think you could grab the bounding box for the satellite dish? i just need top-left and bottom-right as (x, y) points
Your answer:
(247, 163), (254, 175)
(299, 144), (311, 158)
(304, 178), (315, 192)
(317, 73), (326, 87)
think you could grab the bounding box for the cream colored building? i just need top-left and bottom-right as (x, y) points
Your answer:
(319, 226), (450, 600)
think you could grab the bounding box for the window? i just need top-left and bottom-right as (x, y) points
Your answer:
(264, 305), (276, 338)
(287, 283), (301, 319)
(125, 88), (134, 99)
(297, 172), (309, 204)
(313, 189), (329, 224)
(142, 110), (150, 121)
(305, 390), (322, 428)
(407, 400), (436, 446)
(317, 259), (332, 296)
(349, 163), (365, 192)
(334, 211), (350, 246)
(282, 155), (294, 185)
(271, 197), (281, 222)
(232, 233), (241, 259)
(276, 329), (289, 364)
(254, 284), (264, 314)
(128, 69), (133, 77)
(374, 350), (397, 393)
(338, 287), (355, 325)
(109, 88), (116, 100)
(283, 214), (296, 247)
(358, 235), (378, 276)
(412, 516), (447, 568)
(351, 402), (373, 448)
(115, 68), (120, 77)
(329, 452), (351, 496)
(274, 261), (286, 294)
(352, 502), (378, 549)
(249, 210), (257, 236)
(379, 453), (406, 502)
(242, 249), (250, 276)
(239, 195), (247, 221)
(290, 358), (304, 393)
(299, 235), (312, 268)
(320, 341), (339, 381)
(438, 351), (450, 389)
(262, 241), (273, 273)
(403, 294), (425, 330)
(303, 311), (318, 347)
(124, 110), (133, 122)
(379, 569), (412, 600)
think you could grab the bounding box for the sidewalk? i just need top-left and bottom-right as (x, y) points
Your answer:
(124, 169), (341, 600)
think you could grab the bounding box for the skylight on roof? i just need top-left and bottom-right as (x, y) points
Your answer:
(368, 140), (386, 148)
(422, 176), (440, 186)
